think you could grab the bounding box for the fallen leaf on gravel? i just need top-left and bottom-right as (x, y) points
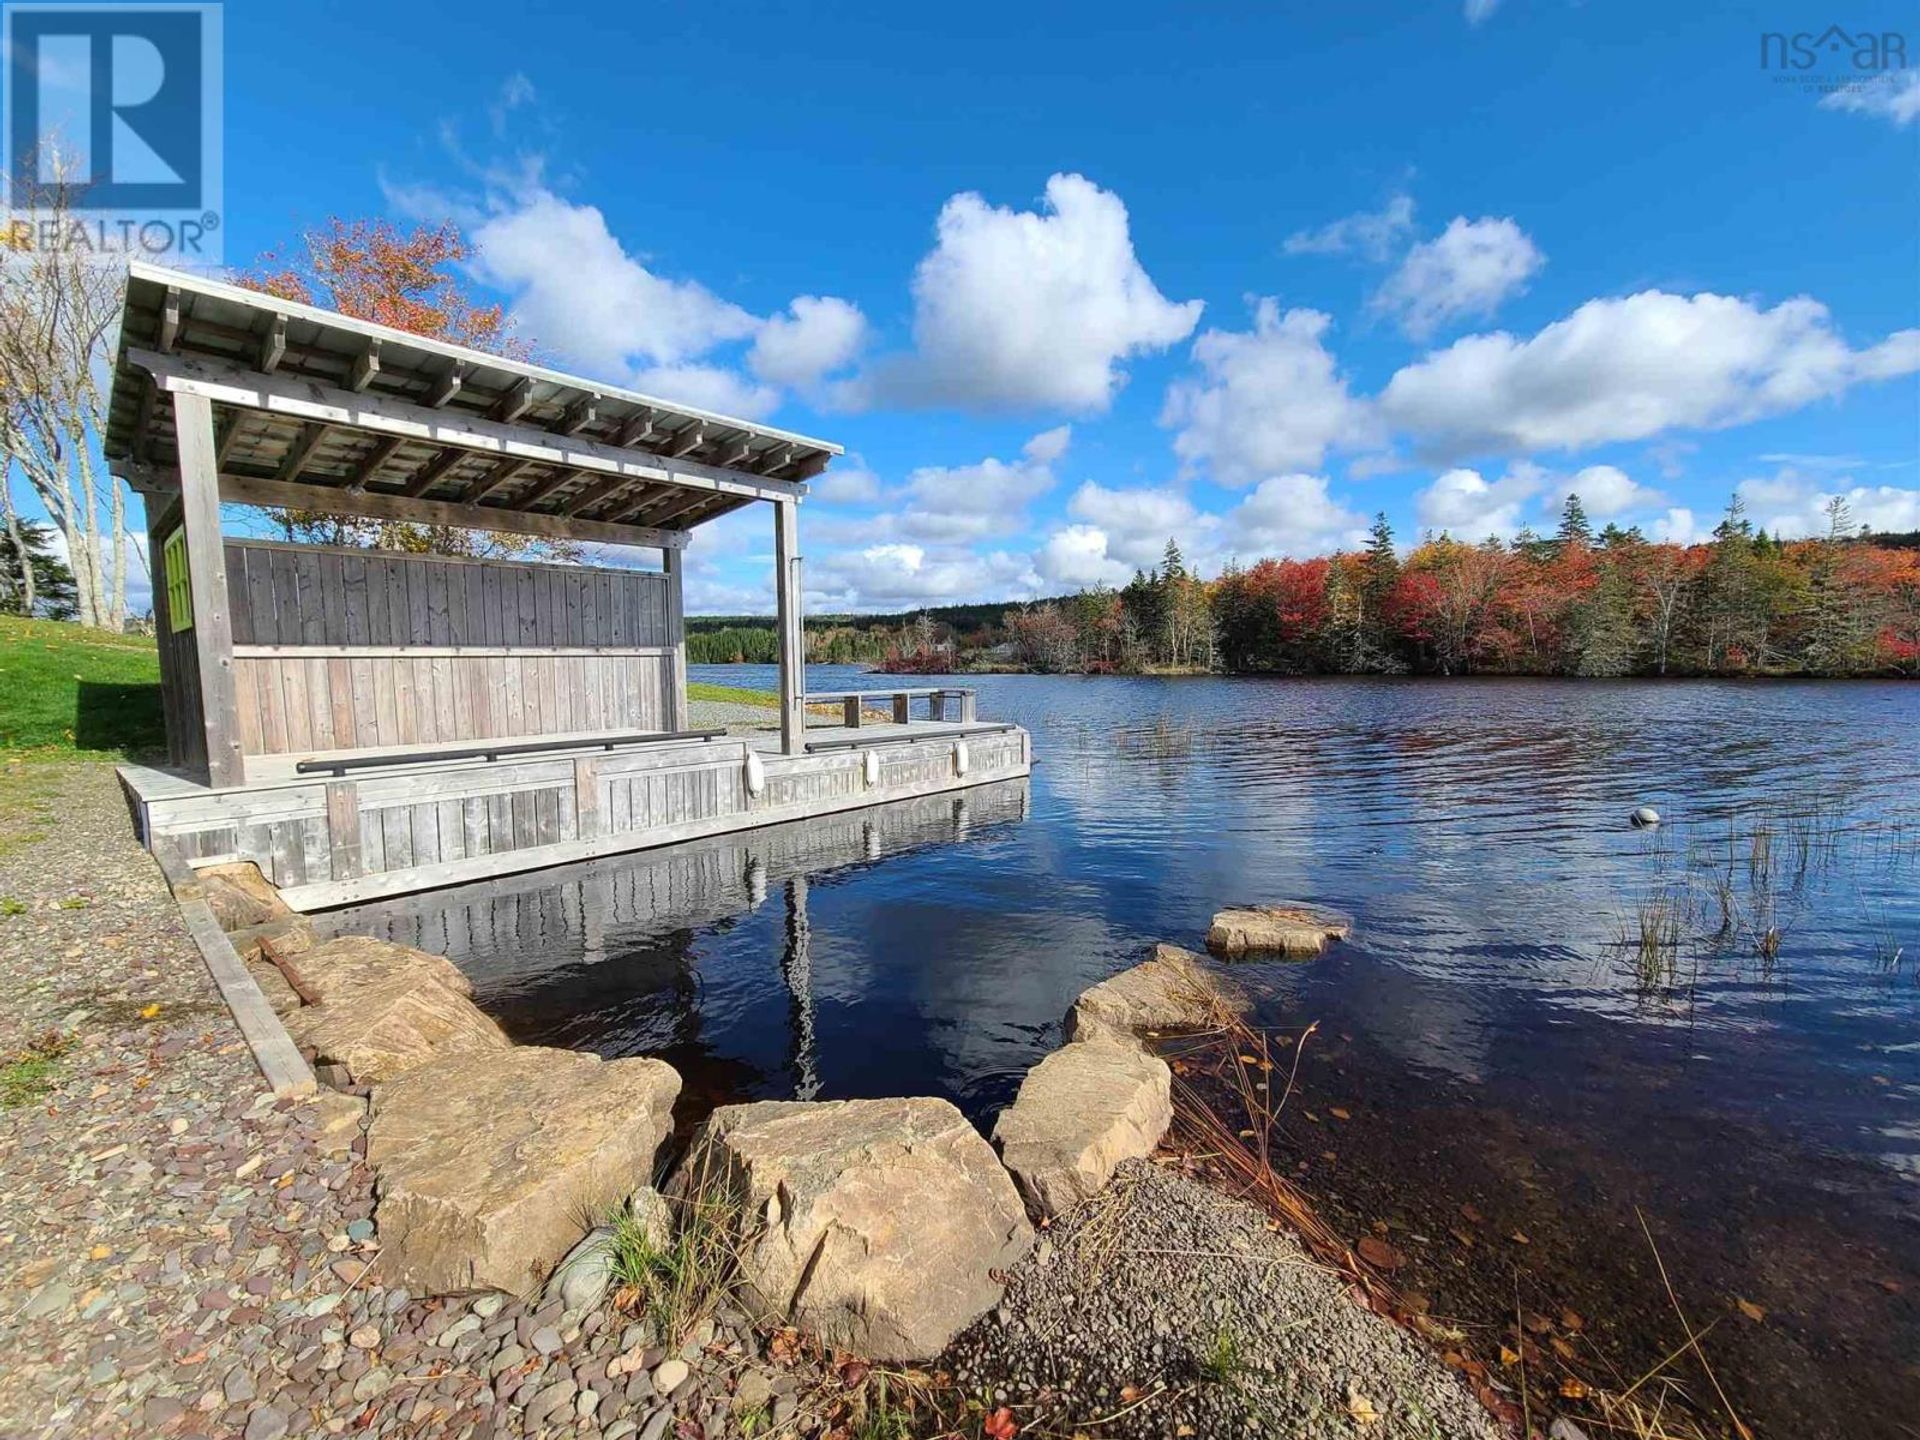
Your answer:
(1560, 1308), (1585, 1332)
(984, 1407), (1019, 1439)
(1499, 1345), (1520, 1366)
(1510, 1230), (1531, 1245)
(1460, 1203), (1485, 1224)
(1356, 1236), (1407, 1270)
(1737, 1298), (1766, 1323)
(1345, 1385), (1381, 1426)
(768, 1327), (802, 1366)
(1330, 1106), (1351, 1120)
(1523, 1311), (1553, 1335)
(1559, 1377), (1591, 1400)
(1119, 1385), (1142, 1403)
(1450, 1227), (1475, 1249)
(1550, 1337), (1576, 1360)
(139, 1003), (161, 1019)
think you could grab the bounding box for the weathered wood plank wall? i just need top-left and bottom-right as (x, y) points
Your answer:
(220, 540), (676, 756)
(147, 497), (208, 775)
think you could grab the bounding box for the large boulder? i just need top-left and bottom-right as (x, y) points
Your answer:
(284, 970), (509, 1085)
(1206, 904), (1352, 959)
(368, 1046), (680, 1298)
(992, 1039), (1172, 1220)
(1065, 944), (1245, 1045)
(196, 861), (293, 930)
(281, 934), (474, 1000)
(689, 1097), (1032, 1361)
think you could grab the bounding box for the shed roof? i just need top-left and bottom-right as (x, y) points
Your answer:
(106, 262), (841, 543)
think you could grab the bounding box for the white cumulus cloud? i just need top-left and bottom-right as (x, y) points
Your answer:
(749, 295), (869, 390)
(1371, 216), (1544, 339)
(1415, 464), (1546, 539)
(885, 428), (1070, 544)
(1067, 482), (1211, 568)
(1163, 300), (1378, 485)
(1820, 70), (1920, 128)
(464, 187), (865, 419)
(1282, 193), (1417, 262)
(807, 543), (1040, 612)
(1736, 469), (1920, 539)
(1380, 290), (1920, 461)
(1550, 464), (1661, 519)
(472, 191), (759, 374)
(859, 173), (1202, 413)
(1034, 525), (1135, 589)
(1225, 474), (1370, 558)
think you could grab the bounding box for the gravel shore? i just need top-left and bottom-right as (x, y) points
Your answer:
(0, 762), (823, 1440)
(946, 1159), (1502, 1439)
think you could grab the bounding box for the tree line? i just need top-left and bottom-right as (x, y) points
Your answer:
(1000, 497), (1919, 678)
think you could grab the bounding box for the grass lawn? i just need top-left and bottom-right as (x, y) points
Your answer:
(0, 615), (166, 760)
(685, 679), (777, 708)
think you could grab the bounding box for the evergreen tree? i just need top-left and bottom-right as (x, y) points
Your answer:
(1363, 513), (1398, 596)
(0, 517), (78, 619)
(1555, 493), (1593, 549)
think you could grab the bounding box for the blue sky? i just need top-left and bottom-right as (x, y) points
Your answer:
(62, 3), (1920, 610)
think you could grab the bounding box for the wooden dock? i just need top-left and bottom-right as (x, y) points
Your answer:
(104, 263), (1031, 911)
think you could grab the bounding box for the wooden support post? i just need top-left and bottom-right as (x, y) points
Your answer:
(174, 391), (245, 787)
(574, 756), (601, 840)
(843, 696), (862, 729)
(663, 546), (690, 732)
(958, 689), (977, 723)
(326, 781), (361, 880)
(774, 499), (804, 755)
(892, 692), (911, 725)
(930, 691), (949, 722)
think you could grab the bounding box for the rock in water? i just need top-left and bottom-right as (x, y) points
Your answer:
(275, 935), (477, 1001)
(992, 1038), (1172, 1220)
(1205, 904), (1352, 959)
(1631, 806), (1661, 828)
(368, 1046), (680, 1298)
(1065, 943), (1246, 1045)
(687, 1097), (1032, 1360)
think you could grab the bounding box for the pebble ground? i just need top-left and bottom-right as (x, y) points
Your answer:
(0, 762), (815, 1440)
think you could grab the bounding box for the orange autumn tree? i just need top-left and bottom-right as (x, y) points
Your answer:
(240, 218), (566, 559)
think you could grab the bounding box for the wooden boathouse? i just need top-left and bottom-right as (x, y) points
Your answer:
(106, 262), (1030, 910)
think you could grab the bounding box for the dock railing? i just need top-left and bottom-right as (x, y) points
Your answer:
(805, 686), (978, 728)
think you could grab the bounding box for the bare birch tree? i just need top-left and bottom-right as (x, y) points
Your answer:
(0, 146), (129, 629)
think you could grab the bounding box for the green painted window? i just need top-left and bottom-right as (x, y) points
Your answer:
(163, 527), (192, 632)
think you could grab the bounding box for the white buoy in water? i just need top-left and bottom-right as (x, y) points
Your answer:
(1631, 806), (1661, 828)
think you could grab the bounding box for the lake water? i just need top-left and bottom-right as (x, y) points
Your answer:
(321, 667), (1920, 1436)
